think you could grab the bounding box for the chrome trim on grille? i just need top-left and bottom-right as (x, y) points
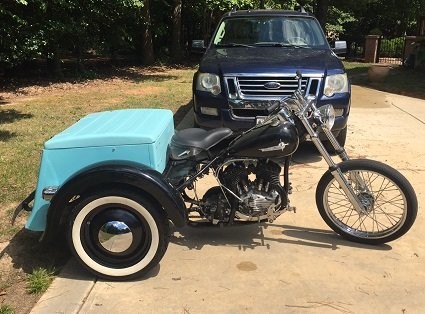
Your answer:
(224, 74), (322, 100)
(224, 73), (323, 118)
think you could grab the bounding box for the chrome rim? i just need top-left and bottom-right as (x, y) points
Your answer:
(81, 205), (152, 268)
(323, 170), (407, 239)
(98, 221), (134, 253)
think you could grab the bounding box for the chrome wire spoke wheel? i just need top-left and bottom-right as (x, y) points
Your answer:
(316, 159), (417, 244)
(323, 170), (407, 239)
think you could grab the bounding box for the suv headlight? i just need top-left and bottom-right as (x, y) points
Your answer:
(324, 73), (348, 97)
(196, 73), (221, 95)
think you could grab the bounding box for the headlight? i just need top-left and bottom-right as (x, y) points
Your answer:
(324, 73), (348, 97)
(318, 104), (336, 129)
(196, 73), (221, 95)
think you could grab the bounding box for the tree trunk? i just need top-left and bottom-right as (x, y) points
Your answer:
(315, 0), (329, 30)
(46, 45), (63, 79)
(76, 39), (86, 74)
(141, 0), (154, 65)
(203, 9), (214, 42)
(171, 0), (183, 62)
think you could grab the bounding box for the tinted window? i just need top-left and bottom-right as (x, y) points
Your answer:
(213, 16), (327, 47)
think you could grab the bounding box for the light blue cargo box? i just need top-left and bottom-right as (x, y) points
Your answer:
(27, 108), (175, 231)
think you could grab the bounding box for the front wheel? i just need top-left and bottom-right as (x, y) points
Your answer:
(316, 159), (417, 244)
(67, 188), (169, 280)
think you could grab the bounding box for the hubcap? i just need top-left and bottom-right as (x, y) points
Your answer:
(98, 221), (134, 253)
(83, 206), (152, 267)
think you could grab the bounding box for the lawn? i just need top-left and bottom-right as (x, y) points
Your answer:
(0, 66), (195, 236)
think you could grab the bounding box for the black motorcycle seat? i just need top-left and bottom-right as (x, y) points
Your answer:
(173, 127), (233, 150)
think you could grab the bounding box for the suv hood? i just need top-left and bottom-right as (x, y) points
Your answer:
(200, 47), (344, 76)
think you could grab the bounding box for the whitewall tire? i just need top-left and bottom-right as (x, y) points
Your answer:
(68, 189), (169, 280)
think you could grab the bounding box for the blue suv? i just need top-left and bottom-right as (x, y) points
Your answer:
(192, 10), (350, 147)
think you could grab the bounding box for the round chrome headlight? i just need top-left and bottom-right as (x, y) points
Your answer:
(318, 104), (336, 129)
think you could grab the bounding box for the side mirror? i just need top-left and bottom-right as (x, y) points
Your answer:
(332, 40), (347, 56)
(191, 40), (207, 54)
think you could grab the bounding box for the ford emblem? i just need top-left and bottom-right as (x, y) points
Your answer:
(264, 82), (281, 89)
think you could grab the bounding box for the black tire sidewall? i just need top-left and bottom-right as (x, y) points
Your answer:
(67, 189), (169, 280)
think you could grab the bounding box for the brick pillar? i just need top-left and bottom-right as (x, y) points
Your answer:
(364, 35), (380, 63)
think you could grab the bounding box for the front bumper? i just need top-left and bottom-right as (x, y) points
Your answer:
(193, 91), (350, 133)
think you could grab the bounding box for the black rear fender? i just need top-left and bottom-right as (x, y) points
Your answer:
(42, 164), (187, 242)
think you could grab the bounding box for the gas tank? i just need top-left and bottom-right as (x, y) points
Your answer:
(230, 121), (299, 158)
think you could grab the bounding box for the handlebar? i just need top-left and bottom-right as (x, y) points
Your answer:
(268, 101), (281, 115)
(295, 70), (302, 91)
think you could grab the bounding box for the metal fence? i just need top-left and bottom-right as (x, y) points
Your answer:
(377, 37), (404, 65)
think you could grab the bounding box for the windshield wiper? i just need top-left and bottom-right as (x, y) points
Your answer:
(253, 42), (310, 49)
(216, 43), (255, 48)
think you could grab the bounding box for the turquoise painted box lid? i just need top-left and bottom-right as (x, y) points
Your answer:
(45, 108), (173, 149)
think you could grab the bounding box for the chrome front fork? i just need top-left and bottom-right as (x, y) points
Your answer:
(299, 114), (368, 214)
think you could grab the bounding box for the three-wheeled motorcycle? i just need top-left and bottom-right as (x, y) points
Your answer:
(13, 74), (417, 280)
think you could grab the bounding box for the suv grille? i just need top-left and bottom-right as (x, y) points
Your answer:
(225, 75), (322, 118)
(225, 76), (321, 99)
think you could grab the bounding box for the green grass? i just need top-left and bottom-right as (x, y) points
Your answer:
(0, 66), (196, 240)
(26, 267), (55, 294)
(0, 305), (14, 314)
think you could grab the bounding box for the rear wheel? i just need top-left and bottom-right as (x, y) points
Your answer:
(316, 159), (417, 244)
(68, 188), (169, 280)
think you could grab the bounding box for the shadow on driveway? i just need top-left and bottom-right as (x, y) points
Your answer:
(171, 222), (392, 252)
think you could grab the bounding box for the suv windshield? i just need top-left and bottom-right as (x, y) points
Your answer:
(213, 16), (327, 48)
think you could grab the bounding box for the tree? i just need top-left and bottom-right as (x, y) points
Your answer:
(171, 0), (183, 61)
(140, 0), (154, 65)
(315, 0), (329, 28)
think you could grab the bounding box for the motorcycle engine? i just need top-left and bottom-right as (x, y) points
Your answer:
(201, 160), (287, 223)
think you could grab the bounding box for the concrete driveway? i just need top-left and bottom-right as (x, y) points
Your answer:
(31, 85), (425, 314)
